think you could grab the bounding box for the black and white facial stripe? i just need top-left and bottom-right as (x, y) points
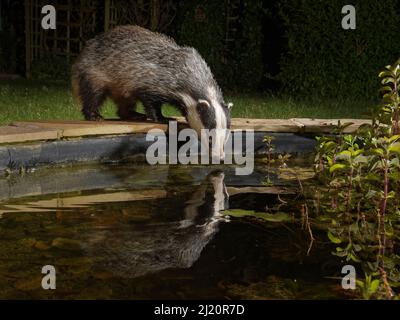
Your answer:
(196, 99), (217, 129)
(180, 87), (232, 160)
(196, 100), (232, 130)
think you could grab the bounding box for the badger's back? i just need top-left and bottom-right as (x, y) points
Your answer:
(72, 25), (222, 106)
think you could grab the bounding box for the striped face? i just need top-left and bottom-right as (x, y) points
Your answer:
(186, 97), (232, 161)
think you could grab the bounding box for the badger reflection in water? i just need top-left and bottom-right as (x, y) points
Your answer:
(83, 170), (229, 278)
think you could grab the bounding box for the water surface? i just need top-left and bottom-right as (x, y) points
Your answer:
(0, 162), (346, 299)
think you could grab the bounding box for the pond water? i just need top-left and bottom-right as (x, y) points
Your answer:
(0, 161), (349, 299)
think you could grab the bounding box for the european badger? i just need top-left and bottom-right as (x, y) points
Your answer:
(72, 25), (232, 159)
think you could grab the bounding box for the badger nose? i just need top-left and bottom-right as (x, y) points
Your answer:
(211, 152), (225, 163)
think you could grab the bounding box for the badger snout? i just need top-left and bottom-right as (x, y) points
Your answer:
(210, 129), (229, 162)
(211, 151), (225, 162)
(188, 99), (231, 163)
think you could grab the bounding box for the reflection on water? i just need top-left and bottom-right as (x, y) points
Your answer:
(82, 171), (229, 278)
(0, 163), (344, 299)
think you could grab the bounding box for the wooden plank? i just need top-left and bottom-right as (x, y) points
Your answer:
(231, 118), (302, 132)
(0, 125), (60, 144)
(172, 117), (302, 132)
(227, 186), (297, 196)
(0, 118), (373, 145)
(291, 118), (371, 133)
(11, 120), (168, 137)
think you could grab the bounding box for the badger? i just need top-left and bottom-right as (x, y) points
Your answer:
(72, 25), (232, 159)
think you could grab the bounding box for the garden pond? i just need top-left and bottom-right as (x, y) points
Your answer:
(0, 158), (396, 299)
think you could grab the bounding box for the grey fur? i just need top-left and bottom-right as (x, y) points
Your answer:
(71, 25), (231, 131)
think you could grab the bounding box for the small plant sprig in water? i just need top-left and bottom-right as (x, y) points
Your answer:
(262, 135), (275, 186)
(314, 59), (400, 299)
(261, 136), (316, 254)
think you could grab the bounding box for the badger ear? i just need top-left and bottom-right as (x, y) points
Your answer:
(197, 99), (210, 108)
(227, 102), (233, 110)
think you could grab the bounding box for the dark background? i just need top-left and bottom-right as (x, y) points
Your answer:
(1, 0), (399, 100)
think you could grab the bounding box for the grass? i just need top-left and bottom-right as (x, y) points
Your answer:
(0, 79), (375, 125)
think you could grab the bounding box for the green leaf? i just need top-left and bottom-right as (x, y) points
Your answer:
(353, 155), (368, 164)
(379, 70), (393, 78)
(327, 231), (342, 244)
(390, 157), (399, 167)
(388, 135), (400, 143)
(379, 85), (393, 92)
(388, 143), (400, 154)
(356, 280), (365, 288)
(321, 141), (337, 152)
(382, 77), (396, 85)
(343, 135), (354, 144)
(349, 253), (361, 263)
(370, 280), (380, 293)
(383, 93), (395, 101)
(352, 149), (364, 157)
(365, 189), (378, 199)
(329, 163), (347, 173)
(336, 150), (352, 160)
(370, 148), (384, 156)
(334, 250), (348, 257)
(340, 122), (355, 130)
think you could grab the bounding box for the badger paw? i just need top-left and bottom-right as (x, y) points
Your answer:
(84, 112), (104, 121)
(117, 111), (147, 122)
(151, 116), (176, 124)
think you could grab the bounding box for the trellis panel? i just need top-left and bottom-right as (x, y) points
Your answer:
(24, 0), (96, 78)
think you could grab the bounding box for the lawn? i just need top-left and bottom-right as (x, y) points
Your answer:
(0, 80), (375, 125)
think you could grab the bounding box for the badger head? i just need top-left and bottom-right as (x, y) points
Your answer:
(185, 94), (232, 161)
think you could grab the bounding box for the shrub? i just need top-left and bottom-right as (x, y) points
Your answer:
(30, 54), (70, 81)
(0, 29), (17, 73)
(177, 0), (266, 91)
(278, 1), (400, 100)
(314, 59), (400, 299)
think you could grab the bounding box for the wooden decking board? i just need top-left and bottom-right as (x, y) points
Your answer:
(0, 124), (60, 144)
(0, 118), (372, 145)
(292, 118), (372, 133)
(11, 120), (168, 137)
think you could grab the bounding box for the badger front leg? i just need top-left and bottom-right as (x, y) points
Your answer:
(115, 98), (147, 121)
(143, 100), (169, 123)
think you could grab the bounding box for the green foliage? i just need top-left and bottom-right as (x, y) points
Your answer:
(177, 1), (227, 84)
(278, 1), (400, 99)
(31, 54), (70, 81)
(177, 0), (267, 90)
(356, 273), (382, 300)
(230, 0), (266, 90)
(0, 29), (17, 73)
(314, 59), (400, 299)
